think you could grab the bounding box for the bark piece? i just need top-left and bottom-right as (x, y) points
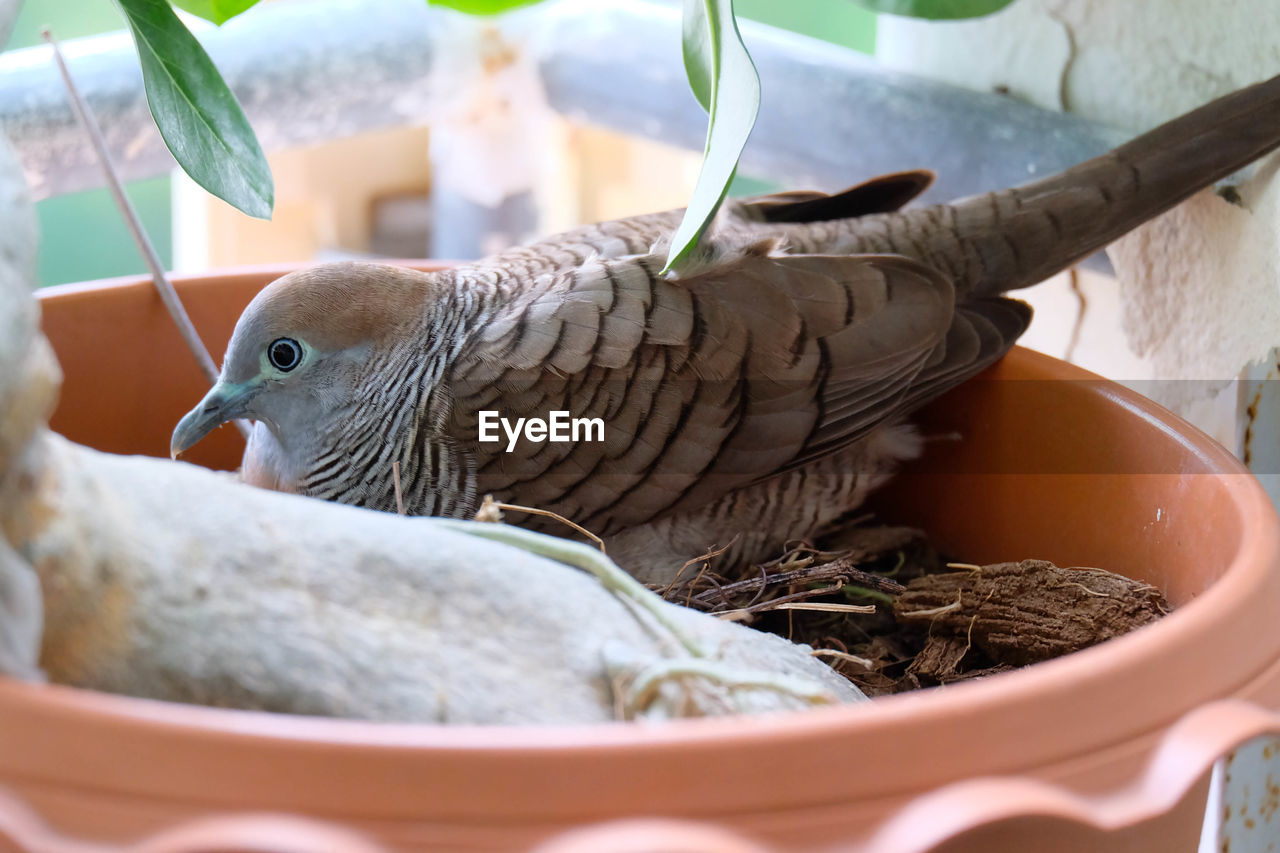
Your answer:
(906, 635), (974, 681)
(894, 559), (1168, 666)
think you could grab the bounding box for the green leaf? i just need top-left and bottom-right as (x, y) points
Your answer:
(682, 1), (713, 113)
(426, 0), (546, 15)
(664, 0), (761, 274)
(170, 0), (262, 26)
(849, 0), (1018, 20)
(117, 0), (273, 219)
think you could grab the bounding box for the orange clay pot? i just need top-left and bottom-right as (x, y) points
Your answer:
(0, 264), (1276, 852)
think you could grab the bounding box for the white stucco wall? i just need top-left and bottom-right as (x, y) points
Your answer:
(877, 0), (1280, 447)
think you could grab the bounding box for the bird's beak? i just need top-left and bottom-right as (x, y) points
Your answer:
(171, 380), (257, 459)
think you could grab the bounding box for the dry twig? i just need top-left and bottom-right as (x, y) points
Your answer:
(490, 500), (607, 553)
(774, 602), (878, 614)
(687, 554), (904, 610)
(392, 461), (406, 515)
(43, 29), (251, 440)
(810, 648), (874, 669)
(663, 536), (740, 596)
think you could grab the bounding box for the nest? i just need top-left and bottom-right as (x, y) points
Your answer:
(658, 522), (1169, 696)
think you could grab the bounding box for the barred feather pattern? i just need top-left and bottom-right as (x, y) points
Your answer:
(432, 241), (1025, 582)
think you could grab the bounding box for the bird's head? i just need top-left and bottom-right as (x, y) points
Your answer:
(171, 262), (438, 461)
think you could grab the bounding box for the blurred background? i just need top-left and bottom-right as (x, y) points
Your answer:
(4, 0), (1147, 388)
(5, 0), (173, 287)
(9, 0), (1271, 423)
(4, 0), (874, 287)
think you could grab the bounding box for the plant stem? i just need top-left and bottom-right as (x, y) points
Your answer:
(42, 28), (251, 440)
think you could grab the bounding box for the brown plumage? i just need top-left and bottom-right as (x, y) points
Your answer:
(173, 73), (1280, 582)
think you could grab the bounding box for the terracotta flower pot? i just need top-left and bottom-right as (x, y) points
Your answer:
(2, 264), (1278, 852)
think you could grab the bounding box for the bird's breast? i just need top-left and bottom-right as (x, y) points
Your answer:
(239, 421), (300, 494)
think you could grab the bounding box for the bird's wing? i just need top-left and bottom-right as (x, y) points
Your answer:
(447, 247), (1026, 534)
(731, 169), (935, 223)
(476, 170), (938, 274)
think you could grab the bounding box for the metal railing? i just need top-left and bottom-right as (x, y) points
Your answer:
(0, 0), (1128, 205)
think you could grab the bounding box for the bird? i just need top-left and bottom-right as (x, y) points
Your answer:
(173, 73), (1280, 584)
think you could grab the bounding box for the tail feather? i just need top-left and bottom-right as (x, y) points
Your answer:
(951, 72), (1280, 297)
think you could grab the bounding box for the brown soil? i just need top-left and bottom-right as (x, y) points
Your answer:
(658, 525), (1170, 697)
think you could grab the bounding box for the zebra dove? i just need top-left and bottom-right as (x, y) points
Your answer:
(173, 73), (1280, 584)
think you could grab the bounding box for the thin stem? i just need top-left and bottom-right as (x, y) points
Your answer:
(392, 461), (406, 515)
(492, 501), (606, 553)
(43, 28), (251, 440)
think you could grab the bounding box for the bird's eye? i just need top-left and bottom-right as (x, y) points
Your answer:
(268, 337), (303, 372)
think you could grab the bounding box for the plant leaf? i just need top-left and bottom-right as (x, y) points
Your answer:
(849, 0), (1017, 20)
(682, 0), (713, 113)
(664, 0), (760, 274)
(117, 0), (273, 219)
(170, 0), (261, 26)
(427, 0), (546, 15)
